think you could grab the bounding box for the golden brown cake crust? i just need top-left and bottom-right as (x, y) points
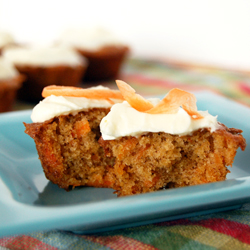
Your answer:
(99, 125), (246, 196)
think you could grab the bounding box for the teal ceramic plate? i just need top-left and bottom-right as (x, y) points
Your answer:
(0, 91), (250, 237)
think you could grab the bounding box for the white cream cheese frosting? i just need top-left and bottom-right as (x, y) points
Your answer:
(31, 85), (122, 123)
(100, 98), (220, 140)
(58, 27), (125, 51)
(3, 46), (86, 66)
(0, 58), (19, 80)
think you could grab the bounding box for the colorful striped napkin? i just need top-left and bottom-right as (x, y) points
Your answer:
(1, 203), (250, 249)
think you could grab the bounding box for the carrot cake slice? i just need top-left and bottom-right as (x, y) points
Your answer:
(24, 81), (246, 196)
(24, 85), (124, 190)
(99, 80), (246, 196)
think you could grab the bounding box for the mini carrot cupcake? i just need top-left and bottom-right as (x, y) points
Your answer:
(58, 27), (129, 81)
(3, 46), (87, 102)
(24, 81), (246, 197)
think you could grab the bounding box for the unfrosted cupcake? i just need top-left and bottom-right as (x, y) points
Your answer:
(0, 31), (15, 55)
(58, 27), (129, 81)
(3, 46), (87, 102)
(0, 58), (24, 112)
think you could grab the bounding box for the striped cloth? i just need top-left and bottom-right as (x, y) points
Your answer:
(1, 58), (250, 250)
(120, 58), (250, 107)
(1, 204), (250, 249)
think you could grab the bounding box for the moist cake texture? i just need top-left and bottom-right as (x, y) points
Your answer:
(99, 126), (245, 196)
(25, 108), (115, 190)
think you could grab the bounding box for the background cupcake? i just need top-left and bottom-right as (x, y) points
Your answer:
(0, 58), (24, 112)
(58, 27), (129, 82)
(3, 45), (87, 102)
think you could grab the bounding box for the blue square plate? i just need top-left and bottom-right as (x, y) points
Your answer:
(0, 91), (250, 237)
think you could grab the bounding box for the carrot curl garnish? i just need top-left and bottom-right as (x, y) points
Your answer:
(146, 88), (203, 119)
(42, 85), (124, 103)
(115, 80), (203, 120)
(116, 80), (154, 111)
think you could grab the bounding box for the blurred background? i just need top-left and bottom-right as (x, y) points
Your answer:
(1, 0), (250, 71)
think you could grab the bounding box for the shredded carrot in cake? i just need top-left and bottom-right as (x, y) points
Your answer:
(74, 119), (91, 137)
(42, 85), (124, 102)
(116, 80), (203, 119)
